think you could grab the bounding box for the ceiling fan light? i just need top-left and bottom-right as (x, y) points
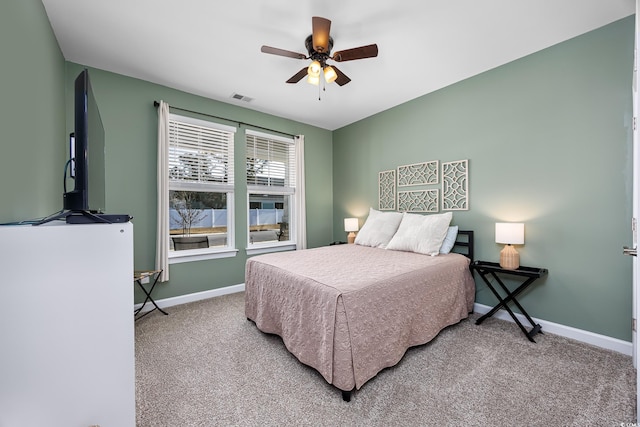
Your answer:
(307, 60), (321, 77)
(324, 66), (337, 83)
(307, 74), (320, 86)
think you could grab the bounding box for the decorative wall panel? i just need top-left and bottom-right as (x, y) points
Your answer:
(397, 161), (439, 187)
(378, 170), (396, 210)
(442, 159), (469, 211)
(398, 189), (439, 213)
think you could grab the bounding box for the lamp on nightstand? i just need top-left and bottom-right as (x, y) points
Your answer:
(495, 222), (524, 270)
(344, 218), (359, 244)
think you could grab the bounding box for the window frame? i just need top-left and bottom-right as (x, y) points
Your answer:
(245, 129), (297, 255)
(167, 113), (238, 263)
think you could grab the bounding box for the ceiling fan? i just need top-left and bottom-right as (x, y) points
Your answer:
(261, 16), (378, 87)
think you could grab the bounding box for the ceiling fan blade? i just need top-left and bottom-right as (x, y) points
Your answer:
(286, 68), (309, 84)
(261, 45), (306, 60)
(312, 16), (331, 53)
(331, 66), (351, 86)
(332, 44), (379, 62)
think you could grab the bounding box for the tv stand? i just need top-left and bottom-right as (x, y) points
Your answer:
(34, 210), (131, 225)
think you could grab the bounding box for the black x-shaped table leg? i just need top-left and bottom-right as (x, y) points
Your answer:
(134, 270), (168, 320)
(475, 270), (543, 342)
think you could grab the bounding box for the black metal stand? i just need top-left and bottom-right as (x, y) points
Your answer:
(341, 390), (352, 402)
(134, 270), (168, 320)
(34, 209), (112, 225)
(470, 261), (548, 342)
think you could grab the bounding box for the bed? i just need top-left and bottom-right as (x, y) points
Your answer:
(245, 210), (475, 401)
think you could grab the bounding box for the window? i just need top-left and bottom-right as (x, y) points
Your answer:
(246, 130), (297, 253)
(168, 114), (235, 261)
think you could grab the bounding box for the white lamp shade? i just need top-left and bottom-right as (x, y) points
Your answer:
(344, 218), (359, 232)
(495, 223), (524, 245)
(307, 74), (320, 86)
(324, 66), (337, 83)
(307, 60), (321, 77)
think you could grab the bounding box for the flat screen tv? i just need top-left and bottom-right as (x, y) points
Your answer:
(64, 68), (106, 213)
(36, 69), (129, 224)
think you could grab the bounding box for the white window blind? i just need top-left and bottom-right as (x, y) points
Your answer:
(246, 130), (295, 193)
(169, 114), (235, 191)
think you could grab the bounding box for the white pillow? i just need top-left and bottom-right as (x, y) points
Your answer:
(439, 226), (459, 254)
(354, 208), (403, 248)
(386, 212), (453, 255)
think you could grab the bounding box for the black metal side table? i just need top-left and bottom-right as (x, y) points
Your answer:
(134, 269), (168, 320)
(470, 261), (548, 342)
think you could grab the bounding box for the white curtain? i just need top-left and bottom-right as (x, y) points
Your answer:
(294, 135), (307, 250)
(155, 101), (170, 282)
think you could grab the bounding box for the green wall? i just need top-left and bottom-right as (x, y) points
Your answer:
(333, 17), (634, 341)
(0, 0), (65, 222)
(62, 63), (333, 303)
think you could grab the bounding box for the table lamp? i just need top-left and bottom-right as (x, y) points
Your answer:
(495, 222), (524, 270)
(344, 218), (359, 244)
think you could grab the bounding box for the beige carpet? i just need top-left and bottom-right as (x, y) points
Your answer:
(135, 292), (636, 426)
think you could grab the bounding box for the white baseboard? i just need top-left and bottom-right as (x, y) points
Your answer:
(474, 303), (632, 356)
(135, 283), (245, 313)
(136, 288), (632, 356)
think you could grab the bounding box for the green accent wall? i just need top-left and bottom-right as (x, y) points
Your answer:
(0, 0), (65, 221)
(333, 17), (634, 341)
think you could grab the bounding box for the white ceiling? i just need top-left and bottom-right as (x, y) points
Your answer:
(41, 0), (634, 131)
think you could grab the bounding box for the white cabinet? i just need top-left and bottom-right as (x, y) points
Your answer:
(0, 222), (135, 427)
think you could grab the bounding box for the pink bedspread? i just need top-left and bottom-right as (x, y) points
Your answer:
(245, 244), (475, 391)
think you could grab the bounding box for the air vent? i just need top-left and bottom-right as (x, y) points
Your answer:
(231, 93), (253, 103)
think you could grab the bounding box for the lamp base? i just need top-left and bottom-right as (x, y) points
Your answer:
(347, 232), (356, 244)
(499, 244), (520, 270)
